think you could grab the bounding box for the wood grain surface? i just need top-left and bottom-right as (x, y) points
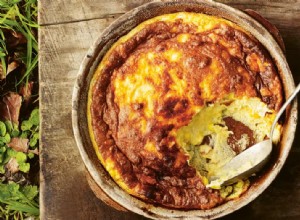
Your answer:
(39, 0), (300, 219)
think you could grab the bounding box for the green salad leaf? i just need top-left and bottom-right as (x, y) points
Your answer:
(0, 182), (39, 217)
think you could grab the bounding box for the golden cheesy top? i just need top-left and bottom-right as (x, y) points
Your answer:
(88, 13), (283, 209)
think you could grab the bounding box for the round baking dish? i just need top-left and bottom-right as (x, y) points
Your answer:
(72, 0), (297, 219)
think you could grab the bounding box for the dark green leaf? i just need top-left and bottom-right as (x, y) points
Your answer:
(14, 152), (30, 173)
(20, 131), (29, 139)
(0, 121), (6, 136)
(29, 137), (37, 148)
(18, 162), (30, 173)
(7, 148), (17, 158)
(5, 121), (13, 133)
(0, 182), (39, 216)
(29, 109), (39, 126)
(11, 129), (20, 138)
(15, 152), (26, 163)
(21, 185), (38, 201)
(7, 201), (39, 216)
(0, 165), (5, 174)
(0, 146), (6, 153)
(27, 152), (34, 159)
(0, 133), (11, 144)
(21, 120), (32, 131)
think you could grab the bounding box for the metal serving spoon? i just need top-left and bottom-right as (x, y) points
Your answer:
(208, 83), (300, 187)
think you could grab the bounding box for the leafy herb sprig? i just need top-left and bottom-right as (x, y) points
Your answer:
(0, 109), (39, 219)
(0, 0), (38, 84)
(0, 182), (39, 219)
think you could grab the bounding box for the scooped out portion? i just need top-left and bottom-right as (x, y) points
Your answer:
(88, 12), (283, 209)
(176, 96), (281, 191)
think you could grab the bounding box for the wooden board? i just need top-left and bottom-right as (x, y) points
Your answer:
(39, 0), (300, 219)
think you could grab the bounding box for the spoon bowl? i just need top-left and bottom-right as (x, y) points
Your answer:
(208, 139), (272, 187)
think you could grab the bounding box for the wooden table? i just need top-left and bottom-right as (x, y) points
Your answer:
(39, 1), (300, 219)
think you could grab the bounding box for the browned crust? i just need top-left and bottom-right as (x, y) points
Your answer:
(89, 16), (282, 210)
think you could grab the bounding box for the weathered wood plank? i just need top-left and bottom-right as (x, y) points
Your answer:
(38, 0), (128, 25)
(39, 0), (300, 80)
(39, 0), (300, 28)
(39, 18), (146, 220)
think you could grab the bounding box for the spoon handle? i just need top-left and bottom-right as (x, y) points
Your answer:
(271, 82), (300, 138)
